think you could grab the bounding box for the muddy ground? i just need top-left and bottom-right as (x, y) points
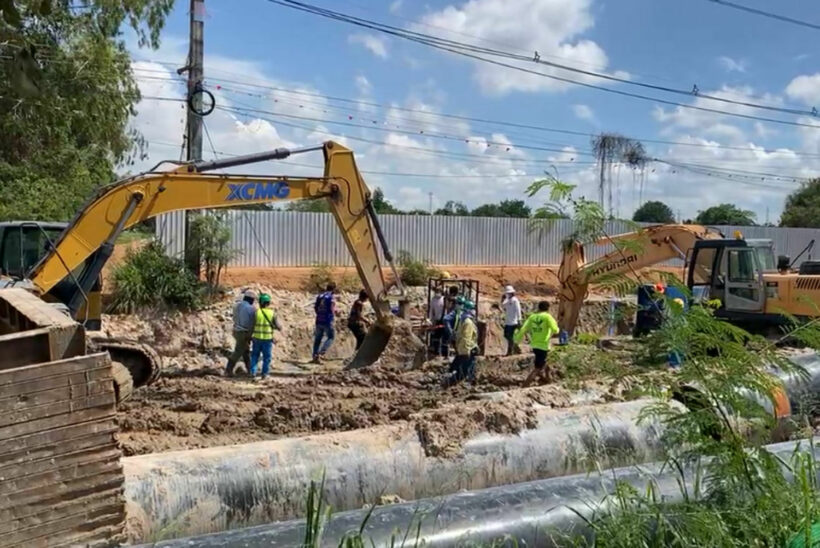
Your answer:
(109, 282), (648, 456)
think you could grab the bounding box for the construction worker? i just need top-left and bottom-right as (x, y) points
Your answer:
(312, 282), (337, 363)
(427, 287), (446, 357)
(442, 296), (464, 359)
(515, 300), (560, 386)
(446, 300), (478, 386)
(250, 293), (281, 379)
(225, 289), (256, 377)
(347, 289), (369, 350)
(501, 285), (522, 356)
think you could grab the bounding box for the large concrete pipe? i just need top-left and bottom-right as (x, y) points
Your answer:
(124, 399), (680, 543)
(137, 438), (820, 548)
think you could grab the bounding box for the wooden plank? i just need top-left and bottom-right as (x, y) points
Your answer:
(0, 379), (112, 415)
(0, 392), (116, 429)
(0, 404), (115, 442)
(0, 366), (110, 400)
(0, 352), (109, 387)
(0, 419), (116, 459)
(0, 459), (122, 508)
(0, 430), (117, 472)
(0, 487), (122, 534)
(0, 468), (123, 511)
(0, 445), (120, 496)
(1, 507), (124, 548)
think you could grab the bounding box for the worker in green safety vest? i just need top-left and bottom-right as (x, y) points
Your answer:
(514, 300), (559, 386)
(250, 293), (282, 379)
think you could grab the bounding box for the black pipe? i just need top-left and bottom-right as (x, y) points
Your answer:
(135, 438), (820, 548)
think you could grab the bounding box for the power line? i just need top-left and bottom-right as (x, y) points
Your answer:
(138, 95), (817, 181)
(707, 0), (820, 31)
(265, 0), (819, 122)
(134, 71), (820, 160)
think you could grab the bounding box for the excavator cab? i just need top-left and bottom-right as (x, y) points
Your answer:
(0, 222), (102, 329)
(687, 239), (767, 316)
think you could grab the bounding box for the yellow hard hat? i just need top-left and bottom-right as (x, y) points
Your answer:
(441, 270), (451, 279)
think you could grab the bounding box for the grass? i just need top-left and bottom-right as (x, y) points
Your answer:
(115, 227), (153, 244)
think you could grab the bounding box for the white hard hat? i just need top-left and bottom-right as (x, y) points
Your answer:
(504, 285), (515, 294)
(243, 289), (257, 300)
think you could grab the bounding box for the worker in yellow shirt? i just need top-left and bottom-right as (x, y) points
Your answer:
(514, 300), (559, 386)
(445, 300), (478, 386)
(250, 293), (282, 379)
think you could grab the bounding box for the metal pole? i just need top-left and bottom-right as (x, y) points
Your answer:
(184, 0), (205, 276)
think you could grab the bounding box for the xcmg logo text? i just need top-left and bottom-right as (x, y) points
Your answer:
(227, 181), (290, 201)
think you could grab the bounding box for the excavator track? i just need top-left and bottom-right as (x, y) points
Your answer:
(88, 337), (162, 403)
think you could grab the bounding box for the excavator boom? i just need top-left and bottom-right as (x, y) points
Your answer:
(557, 224), (721, 334)
(24, 141), (400, 392)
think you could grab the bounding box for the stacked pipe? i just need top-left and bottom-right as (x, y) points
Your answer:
(137, 438), (820, 548)
(123, 398), (679, 542)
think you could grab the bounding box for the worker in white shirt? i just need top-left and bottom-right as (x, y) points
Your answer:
(427, 287), (446, 357)
(501, 285), (522, 356)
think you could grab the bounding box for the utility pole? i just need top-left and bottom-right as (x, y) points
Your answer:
(183, 0), (205, 276)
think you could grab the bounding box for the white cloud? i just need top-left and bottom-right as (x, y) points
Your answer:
(355, 75), (372, 95)
(389, 0), (403, 13)
(572, 104), (596, 123)
(717, 56), (747, 73)
(416, 0), (616, 95)
(348, 33), (389, 59)
(786, 73), (820, 106)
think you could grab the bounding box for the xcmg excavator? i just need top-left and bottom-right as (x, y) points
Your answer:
(0, 141), (404, 401)
(557, 223), (820, 335)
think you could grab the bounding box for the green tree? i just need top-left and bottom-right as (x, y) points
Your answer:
(405, 209), (430, 215)
(0, 1), (174, 221)
(286, 200), (330, 213)
(371, 187), (401, 214)
(434, 200), (469, 216)
(471, 199), (531, 218)
(780, 178), (820, 228)
(189, 213), (238, 295)
(695, 203), (756, 226)
(632, 200), (675, 223)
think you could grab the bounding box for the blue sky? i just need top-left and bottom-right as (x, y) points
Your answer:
(129, 0), (820, 223)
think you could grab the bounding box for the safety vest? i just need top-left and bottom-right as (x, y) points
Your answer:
(253, 308), (275, 340)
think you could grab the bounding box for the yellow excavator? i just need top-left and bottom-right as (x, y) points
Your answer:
(557, 224), (820, 335)
(0, 141), (404, 400)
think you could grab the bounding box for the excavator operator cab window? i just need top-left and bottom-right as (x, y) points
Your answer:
(688, 246), (718, 302)
(722, 247), (764, 312)
(0, 225), (63, 278)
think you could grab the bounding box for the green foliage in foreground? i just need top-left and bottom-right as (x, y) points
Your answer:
(296, 178), (820, 547)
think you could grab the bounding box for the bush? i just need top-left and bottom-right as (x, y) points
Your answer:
(110, 240), (202, 312)
(304, 263), (359, 292)
(396, 250), (441, 287)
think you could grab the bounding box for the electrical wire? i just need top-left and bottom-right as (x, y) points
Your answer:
(706, 0), (820, 31)
(265, 0), (819, 122)
(134, 68), (820, 159)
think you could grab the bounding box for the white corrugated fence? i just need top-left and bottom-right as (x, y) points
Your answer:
(155, 210), (820, 267)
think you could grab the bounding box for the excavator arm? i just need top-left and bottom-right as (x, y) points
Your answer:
(557, 224), (721, 334)
(28, 141), (399, 370)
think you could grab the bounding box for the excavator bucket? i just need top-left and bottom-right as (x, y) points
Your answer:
(347, 318), (393, 369)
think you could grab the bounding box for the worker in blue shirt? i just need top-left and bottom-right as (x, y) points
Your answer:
(226, 290), (257, 376)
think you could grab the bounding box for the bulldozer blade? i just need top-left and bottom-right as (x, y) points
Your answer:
(346, 320), (393, 369)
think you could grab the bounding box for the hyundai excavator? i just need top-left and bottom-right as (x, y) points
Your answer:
(557, 223), (820, 335)
(0, 141), (404, 401)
